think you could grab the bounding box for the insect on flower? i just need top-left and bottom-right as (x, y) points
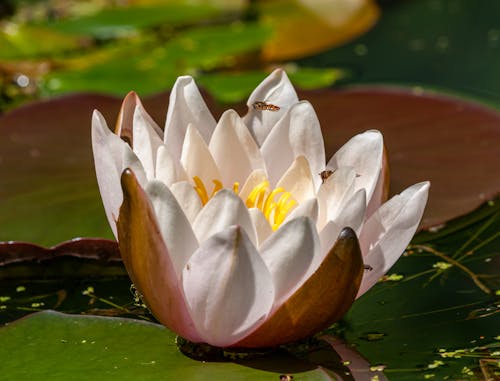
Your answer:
(252, 101), (280, 111)
(319, 169), (335, 184)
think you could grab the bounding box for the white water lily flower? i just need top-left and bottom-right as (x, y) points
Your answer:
(92, 69), (429, 348)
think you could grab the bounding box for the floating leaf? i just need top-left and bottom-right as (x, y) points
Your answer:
(0, 310), (360, 380)
(0, 24), (81, 59)
(40, 23), (271, 97)
(258, 0), (380, 61)
(42, 4), (223, 39)
(1, 86), (499, 246)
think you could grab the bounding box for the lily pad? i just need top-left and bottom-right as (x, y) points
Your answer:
(257, 0), (380, 61)
(1, 86), (499, 246)
(0, 310), (374, 381)
(41, 4), (223, 39)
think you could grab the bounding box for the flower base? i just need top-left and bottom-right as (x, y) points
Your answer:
(176, 336), (277, 361)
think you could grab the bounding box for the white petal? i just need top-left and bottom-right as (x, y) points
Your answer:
(155, 145), (188, 186)
(276, 156), (315, 204)
(248, 207), (273, 247)
(115, 91), (163, 143)
(327, 130), (383, 207)
(283, 197), (318, 225)
(317, 167), (357, 229)
(122, 145), (147, 187)
(319, 189), (367, 258)
(169, 181), (202, 224)
(192, 189), (257, 245)
(145, 180), (198, 279)
(182, 225), (274, 347)
(209, 110), (255, 185)
(357, 182), (430, 298)
(180, 124), (221, 186)
(132, 105), (163, 180)
(260, 217), (321, 308)
(92, 110), (124, 238)
(92, 110), (145, 238)
(164, 76), (216, 160)
(261, 101), (325, 189)
(238, 169), (268, 202)
(243, 69), (299, 145)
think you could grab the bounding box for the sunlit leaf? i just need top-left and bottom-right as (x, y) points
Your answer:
(0, 311), (344, 380)
(0, 24), (81, 59)
(40, 23), (271, 97)
(258, 0), (380, 61)
(42, 4), (222, 38)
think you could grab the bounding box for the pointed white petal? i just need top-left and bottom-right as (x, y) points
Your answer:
(132, 105), (163, 180)
(155, 145), (188, 186)
(92, 110), (145, 238)
(209, 110), (255, 185)
(192, 189), (257, 245)
(231, 111), (267, 173)
(238, 169), (268, 202)
(243, 69), (299, 145)
(180, 124), (221, 186)
(92, 110), (125, 238)
(260, 217), (321, 308)
(283, 198), (318, 225)
(182, 225), (274, 347)
(115, 91), (163, 144)
(261, 101), (325, 189)
(357, 182), (430, 297)
(123, 145), (147, 188)
(316, 167), (357, 229)
(164, 76), (216, 160)
(145, 180), (198, 279)
(169, 181), (202, 224)
(319, 189), (367, 258)
(248, 207), (273, 247)
(276, 156), (315, 204)
(327, 130), (383, 206)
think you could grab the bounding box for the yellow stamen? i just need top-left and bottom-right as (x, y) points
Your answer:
(193, 176), (209, 205)
(192, 177), (296, 231)
(210, 180), (223, 197)
(246, 181), (270, 209)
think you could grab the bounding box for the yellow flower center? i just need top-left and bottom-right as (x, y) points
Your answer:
(192, 176), (296, 231)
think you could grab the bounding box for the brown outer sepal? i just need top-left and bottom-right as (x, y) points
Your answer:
(235, 227), (364, 348)
(117, 168), (201, 342)
(115, 91), (141, 146)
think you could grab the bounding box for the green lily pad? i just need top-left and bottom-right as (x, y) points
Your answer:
(42, 4), (223, 39)
(0, 310), (361, 380)
(342, 199), (500, 380)
(40, 22), (271, 97)
(0, 25), (81, 59)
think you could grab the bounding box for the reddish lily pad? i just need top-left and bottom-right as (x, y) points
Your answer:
(0, 86), (499, 250)
(308, 87), (500, 229)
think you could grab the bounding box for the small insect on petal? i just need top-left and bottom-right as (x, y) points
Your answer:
(319, 169), (334, 184)
(253, 101), (280, 111)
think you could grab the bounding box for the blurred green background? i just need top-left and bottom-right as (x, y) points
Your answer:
(1, 0), (499, 111)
